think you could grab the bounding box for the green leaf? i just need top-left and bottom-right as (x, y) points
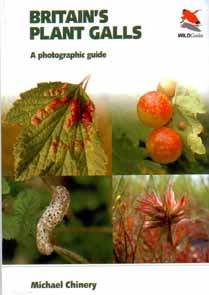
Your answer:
(3, 188), (51, 242)
(169, 86), (207, 160)
(2, 213), (19, 240)
(6, 81), (107, 180)
(111, 97), (147, 174)
(187, 133), (206, 154)
(5, 82), (77, 126)
(2, 178), (10, 194)
(72, 189), (106, 212)
(176, 95), (206, 115)
(113, 133), (147, 174)
(138, 160), (166, 174)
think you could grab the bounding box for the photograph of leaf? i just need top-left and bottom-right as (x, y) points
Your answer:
(2, 76), (111, 180)
(2, 176), (112, 264)
(113, 175), (209, 263)
(112, 80), (209, 174)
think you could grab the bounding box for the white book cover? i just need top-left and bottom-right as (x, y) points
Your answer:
(1, 0), (209, 294)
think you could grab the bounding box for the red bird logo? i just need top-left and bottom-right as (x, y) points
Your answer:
(181, 9), (201, 24)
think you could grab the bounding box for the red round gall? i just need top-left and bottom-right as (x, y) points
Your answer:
(178, 121), (186, 129)
(146, 127), (183, 164)
(137, 91), (173, 128)
(157, 79), (177, 97)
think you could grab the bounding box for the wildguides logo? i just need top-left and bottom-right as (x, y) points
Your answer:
(178, 9), (204, 38)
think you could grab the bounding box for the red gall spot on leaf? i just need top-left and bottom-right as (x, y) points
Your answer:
(61, 142), (69, 150)
(70, 98), (80, 112)
(37, 108), (47, 118)
(64, 98), (95, 128)
(82, 112), (92, 120)
(60, 96), (70, 104)
(51, 98), (61, 105)
(84, 136), (90, 144)
(68, 99), (80, 123)
(64, 118), (72, 129)
(72, 140), (84, 150)
(49, 143), (58, 154)
(80, 101), (95, 128)
(45, 98), (63, 112)
(71, 113), (80, 124)
(81, 112), (92, 127)
(85, 101), (95, 113)
(31, 116), (41, 125)
(49, 138), (59, 154)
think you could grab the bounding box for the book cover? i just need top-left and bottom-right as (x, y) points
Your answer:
(1, 0), (209, 294)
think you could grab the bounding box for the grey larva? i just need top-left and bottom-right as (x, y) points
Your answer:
(36, 186), (70, 255)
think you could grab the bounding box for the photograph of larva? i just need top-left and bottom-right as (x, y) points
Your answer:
(2, 176), (112, 264)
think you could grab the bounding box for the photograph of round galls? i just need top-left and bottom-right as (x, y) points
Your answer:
(2, 176), (112, 264)
(113, 175), (209, 263)
(112, 80), (209, 174)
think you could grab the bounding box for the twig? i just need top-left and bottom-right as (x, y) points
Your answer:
(133, 217), (145, 262)
(53, 245), (89, 264)
(56, 226), (112, 234)
(40, 177), (54, 193)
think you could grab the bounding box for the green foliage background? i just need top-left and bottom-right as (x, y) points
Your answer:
(113, 175), (209, 211)
(2, 176), (112, 264)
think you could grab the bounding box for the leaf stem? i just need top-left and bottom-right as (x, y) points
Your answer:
(172, 82), (178, 105)
(80, 75), (91, 91)
(53, 245), (89, 264)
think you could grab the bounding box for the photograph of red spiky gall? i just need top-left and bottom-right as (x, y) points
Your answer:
(112, 80), (209, 174)
(113, 175), (209, 263)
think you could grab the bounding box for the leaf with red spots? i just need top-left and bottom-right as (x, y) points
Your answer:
(6, 79), (107, 180)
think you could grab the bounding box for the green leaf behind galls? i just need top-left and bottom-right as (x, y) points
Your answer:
(169, 86), (206, 161)
(6, 81), (107, 180)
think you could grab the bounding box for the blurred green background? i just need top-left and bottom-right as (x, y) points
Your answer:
(113, 175), (209, 211)
(2, 176), (112, 264)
